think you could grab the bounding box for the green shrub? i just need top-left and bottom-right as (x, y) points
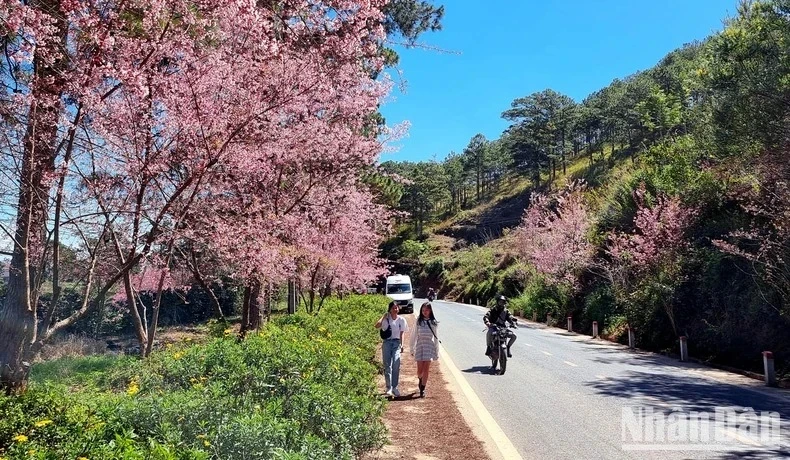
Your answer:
(582, 284), (617, 326)
(456, 245), (496, 283)
(2, 296), (387, 459)
(421, 258), (446, 279)
(509, 277), (569, 320)
(399, 239), (429, 260)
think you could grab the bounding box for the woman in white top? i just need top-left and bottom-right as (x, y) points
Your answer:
(410, 302), (439, 398)
(375, 301), (409, 397)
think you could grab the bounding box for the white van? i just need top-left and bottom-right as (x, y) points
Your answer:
(385, 274), (414, 314)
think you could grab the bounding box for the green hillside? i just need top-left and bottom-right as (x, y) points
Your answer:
(378, 0), (790, 378)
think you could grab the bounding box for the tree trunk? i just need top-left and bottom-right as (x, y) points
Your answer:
(0, 0), (68, 394)
(476, 166), (481, 202)
(248, 280), (262, 331)
(123, 271), (148, 357)
(561, 130), (567, 175)
(145, 246), (174, 356)
(241, 279), (262, 335)
(240, 284), (251, 333)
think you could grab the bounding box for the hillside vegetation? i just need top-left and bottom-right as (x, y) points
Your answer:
(380, 0), (790, 377)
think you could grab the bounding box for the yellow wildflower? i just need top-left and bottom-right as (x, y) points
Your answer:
(127, 380), (140, 396)
(78, 457), (90, 460)
(34, 419), (53, 428)
(203, 440), (211, 447)
(223, 328), (233, 335)
(12, 434), (28, 443)
(173, 351), (184, 360)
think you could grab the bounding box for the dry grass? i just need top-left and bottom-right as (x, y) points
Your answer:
(36, 334), (109, 362)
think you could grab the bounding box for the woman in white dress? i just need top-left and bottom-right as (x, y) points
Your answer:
(410, 302), (440, 398)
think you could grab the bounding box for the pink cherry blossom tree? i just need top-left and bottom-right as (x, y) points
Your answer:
(599, 184), (697, 335)
(0, 0), (393, 391)
(294, 185), (389, 313)
(512, 181), (594, 292)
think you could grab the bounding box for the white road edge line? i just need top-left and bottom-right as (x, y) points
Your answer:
(422, 307), (523, 460)
(542, 351), (553, 356)
(563, 361), (578, 367)
(438, 341), (525, 460)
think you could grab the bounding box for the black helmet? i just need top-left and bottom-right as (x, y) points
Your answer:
(497, 295), (507, 302)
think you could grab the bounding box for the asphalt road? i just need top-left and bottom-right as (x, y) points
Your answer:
(425, 299), (790, 460)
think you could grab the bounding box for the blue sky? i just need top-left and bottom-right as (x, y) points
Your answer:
(379, 0), (738, 163)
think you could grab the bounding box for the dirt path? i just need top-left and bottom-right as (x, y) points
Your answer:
(364, 315), (492, 460)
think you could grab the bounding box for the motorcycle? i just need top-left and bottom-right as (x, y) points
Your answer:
(488, 321), (517, 375)
(427, 291), (436, 302)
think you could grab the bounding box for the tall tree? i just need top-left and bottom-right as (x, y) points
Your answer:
(463, 134), (489, 202)
(703, 0), (790, 154)
(502, 89), (577, 179)
(0, 0), (400, 393)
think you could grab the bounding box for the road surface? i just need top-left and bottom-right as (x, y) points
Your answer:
(425, 299), (790, 460)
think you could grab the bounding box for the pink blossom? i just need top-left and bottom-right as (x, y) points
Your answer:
(513, 181), (594, 290)
(607, 184), (697, 271)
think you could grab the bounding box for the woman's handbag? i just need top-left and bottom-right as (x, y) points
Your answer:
(379, 317), (392, 340)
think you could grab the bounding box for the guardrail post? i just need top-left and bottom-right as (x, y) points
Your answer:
(567, 316), (573, 332)
(592, 321), (599, 338)
(763, 351), (777, 387)
(679, 336), (688, 362)
(627, 326), (635, 349)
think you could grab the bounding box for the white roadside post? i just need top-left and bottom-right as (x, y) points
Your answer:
(627, 326), (635, 349)
(679, 336), (688, 362)
(567, 316), (573, 332)
(763, 351), (777, 387)
(592, 321), (599, 339)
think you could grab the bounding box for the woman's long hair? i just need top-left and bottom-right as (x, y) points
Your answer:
(417, 302), (437, 326)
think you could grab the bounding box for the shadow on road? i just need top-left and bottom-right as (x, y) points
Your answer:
(713, 449), (790, 459)
(586, 371), (790, 416)
(462, 365), (497, 375)
(582, 345), (703, 371)
(588, 372), (790, 457)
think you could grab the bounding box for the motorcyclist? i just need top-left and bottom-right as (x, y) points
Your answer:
(484, 295), (517, 358)
(427, 288), (436, 300)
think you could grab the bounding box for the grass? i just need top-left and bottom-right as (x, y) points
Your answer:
(31, 354), (130, 387)
(414, 143), (637, 301)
